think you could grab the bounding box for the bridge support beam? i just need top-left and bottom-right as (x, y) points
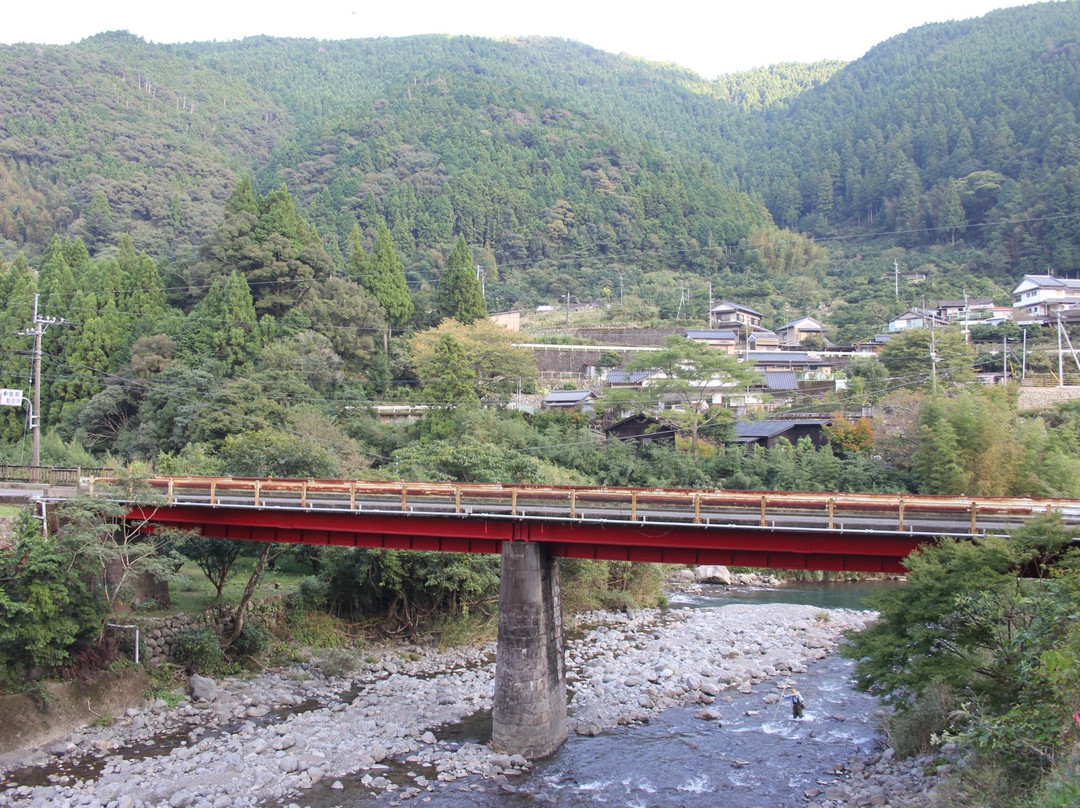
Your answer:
(491, 541), (567, 758)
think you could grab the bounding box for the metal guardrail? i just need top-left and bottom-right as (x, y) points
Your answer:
(83, 475), (1080, 539)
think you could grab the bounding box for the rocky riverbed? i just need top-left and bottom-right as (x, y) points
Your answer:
(0, 603), (959, 807)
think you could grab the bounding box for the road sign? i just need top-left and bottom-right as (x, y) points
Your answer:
(0, 389), (24, 407)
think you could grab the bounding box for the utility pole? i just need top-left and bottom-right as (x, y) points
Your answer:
(1002, 334), (1008, 383)
(894, 259), (899, 300)
(1059, 311), (1065, 388)
(930, 325), (938, 393)
(475, 265), (485, 300)
(19, 294), (67, 474)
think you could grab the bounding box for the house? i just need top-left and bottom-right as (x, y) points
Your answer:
(744, 351), (835, 379)
(753, 369), (800, 411)
(746, 330), (780, 351)
(604, 369), (656, 388)
(936, 298), (994, 322)
(733, 418), (831, 449)
(1011, 274), (1080, 320)
(602, 413), (677, 446)
(542, 390), (596, 410)
(709, 301), (763, 330)
(776, 316), (827, 347)
(886, 307), (948, 332)
(684, 329), (739, 353)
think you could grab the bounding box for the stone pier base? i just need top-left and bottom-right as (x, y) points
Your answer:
(490, 541), (567, 758)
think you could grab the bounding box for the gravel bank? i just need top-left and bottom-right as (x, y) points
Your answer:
(0, 603), (949, 807)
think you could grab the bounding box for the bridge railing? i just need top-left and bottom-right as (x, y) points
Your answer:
(82, 475), (1080, 538)
(1, 464), (110, 486)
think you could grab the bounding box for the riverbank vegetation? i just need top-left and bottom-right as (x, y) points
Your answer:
(845, 516), (1080, 807)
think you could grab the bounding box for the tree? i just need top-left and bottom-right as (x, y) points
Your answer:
(604, 337), (761, 460)
(409, 319), (538, 400)
(362, 223), (413, 350)
(0, 514), (105, 683)
(178, 271), (260, 376)
(179, 535), (244, 600)
(57, 481), (181, 619)
(878, 327), (975, 391)
(844, 515), (1080, 790)
(423, 334), (479, 406)
(436, 235), (486, 324)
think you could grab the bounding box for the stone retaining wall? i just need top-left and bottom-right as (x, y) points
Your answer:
(1018, 385), (1080, 410)
(128, 599), (286, 665)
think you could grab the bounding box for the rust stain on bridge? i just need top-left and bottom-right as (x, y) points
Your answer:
(100, 476), (1080, 574)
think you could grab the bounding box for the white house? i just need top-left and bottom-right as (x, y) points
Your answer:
(1012, 274), (1080, 319)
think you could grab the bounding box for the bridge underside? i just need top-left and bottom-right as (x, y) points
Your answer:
(128, 505), (919, 573)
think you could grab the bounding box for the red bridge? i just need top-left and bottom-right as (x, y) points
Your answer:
(82, 474), (1080, 758)
(88, 476), (1080, 575)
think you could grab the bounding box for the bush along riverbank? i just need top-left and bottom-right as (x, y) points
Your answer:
(0, 602), (964, 808)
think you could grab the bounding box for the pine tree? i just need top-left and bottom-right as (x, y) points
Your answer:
(436, 235), (486, 324)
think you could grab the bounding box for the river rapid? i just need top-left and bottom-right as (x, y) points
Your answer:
(0, 581), (957, 808)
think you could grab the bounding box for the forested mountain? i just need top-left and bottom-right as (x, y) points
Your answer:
(2, 4), (1078, 314)
(0, 3), (1077, 460)
(739, 1), (1080, 275)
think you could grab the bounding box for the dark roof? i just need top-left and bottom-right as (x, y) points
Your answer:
(764, 370), (799, 391)
(684, 329), (738, 340)
(605, 370), (654, 385)
(543, 390), (595, 405)
(602, 413), (678, 434)
(745, 351), (831, 367)
(735, 419), (830, 440)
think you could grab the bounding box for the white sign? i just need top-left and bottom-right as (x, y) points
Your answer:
(0, 389), (24, 407)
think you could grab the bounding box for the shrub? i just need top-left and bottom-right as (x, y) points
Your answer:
(230, 620), (271, 659)
(172, 626), (224, 674)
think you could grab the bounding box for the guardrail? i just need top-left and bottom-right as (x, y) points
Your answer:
(83, 475), (1080, 538)
(1, 465), (110, 486)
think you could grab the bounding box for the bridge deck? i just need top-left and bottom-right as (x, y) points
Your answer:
(88, 476), (1080, 573)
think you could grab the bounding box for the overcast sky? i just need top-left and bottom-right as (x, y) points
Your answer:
(3, 0), (1041, 77)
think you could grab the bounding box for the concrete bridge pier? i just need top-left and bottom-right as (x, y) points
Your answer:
(491, 541), (567, 758)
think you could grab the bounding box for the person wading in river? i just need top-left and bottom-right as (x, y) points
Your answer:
(787, 688), (805, 719)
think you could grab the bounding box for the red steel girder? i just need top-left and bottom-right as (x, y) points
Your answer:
(127, 504), (924, 572)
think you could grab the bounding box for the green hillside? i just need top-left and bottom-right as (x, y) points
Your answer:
(739, 1), (1080, 276)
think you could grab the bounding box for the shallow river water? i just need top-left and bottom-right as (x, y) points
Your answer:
(289, 581), (895, 808)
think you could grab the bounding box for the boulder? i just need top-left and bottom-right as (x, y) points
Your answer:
(693, 565), (732, 584)
(188, 674), (218, 703)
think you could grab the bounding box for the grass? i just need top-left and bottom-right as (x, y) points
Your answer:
(157, 553), (314, 616)
(0, 505), (26, 517)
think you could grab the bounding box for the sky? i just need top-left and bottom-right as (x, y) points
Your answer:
(2, 0), (1041, 77)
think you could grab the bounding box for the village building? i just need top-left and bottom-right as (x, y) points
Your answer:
(1011, 274), (1080, 321)
(541, 390), (597, 411)
(602, 413), (677, 447)
(709, 300), (763, 330)
(776, 316), (827, 347)
(886, 307), (949, 332)
(683, 329), (739, 353)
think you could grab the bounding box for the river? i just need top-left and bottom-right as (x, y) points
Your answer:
(288, 580), (896, 808)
